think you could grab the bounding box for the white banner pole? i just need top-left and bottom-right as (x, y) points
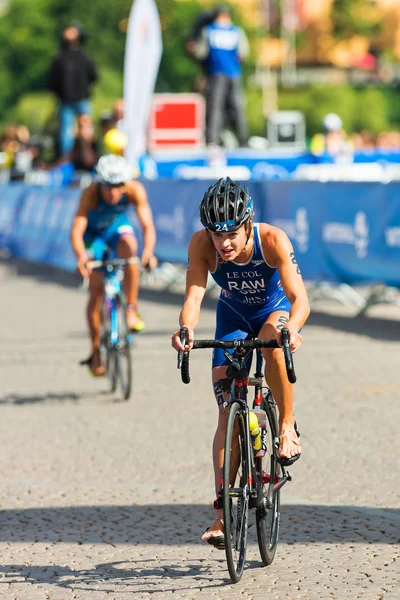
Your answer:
(123, 0), (163, 164)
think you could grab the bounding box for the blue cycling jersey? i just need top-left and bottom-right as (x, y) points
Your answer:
(210, 224), (291, 368)
(210, 223), (285, 310)
(86, 186), (129, 235)
(84, 186), (135, 260)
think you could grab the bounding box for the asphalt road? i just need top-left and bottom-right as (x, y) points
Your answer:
(0, 258), (399, 600)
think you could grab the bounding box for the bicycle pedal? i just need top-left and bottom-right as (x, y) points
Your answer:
(261, 472), (280, 484)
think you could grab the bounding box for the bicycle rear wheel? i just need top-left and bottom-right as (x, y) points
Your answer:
(223, 402), (249, 583)
(115, 294), (132, 400)
(255, 391), (281, 565)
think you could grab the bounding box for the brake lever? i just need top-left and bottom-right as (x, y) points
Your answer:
(281, 328), (297, 384)
(177, 327), (188, 369)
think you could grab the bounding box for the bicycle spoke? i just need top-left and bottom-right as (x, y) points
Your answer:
(255, 392), (281, 565)
(223, 402), (249, 583)
(100, 301), (117, 392)
(115, 295), (132, 400)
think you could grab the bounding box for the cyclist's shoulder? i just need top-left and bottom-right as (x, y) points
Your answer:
(189, 229), (214, 262)
(125, 180), (147, 204)
(79, 182), (98, 212)
(189, 228), (210, 249)
(258, 222), (291, 249)
(257, 222), (292, 266)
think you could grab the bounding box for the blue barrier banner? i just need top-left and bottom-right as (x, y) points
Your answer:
(153, 149), (400, 180)
(5, 185), (80, 271)
(0, 184), (26, 248)
(260, 181), (329, 281)
(143, 180), (207, 263)
(260, 181), (400, 285)
(0, 180), (399, 287)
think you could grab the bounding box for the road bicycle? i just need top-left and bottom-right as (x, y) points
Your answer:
(177, 327), (296, 583)
(83, 257), (139, 400)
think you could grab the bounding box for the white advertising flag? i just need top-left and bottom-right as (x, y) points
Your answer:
(123, 0), (162, 163)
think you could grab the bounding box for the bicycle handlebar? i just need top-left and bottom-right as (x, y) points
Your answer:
(192, 339), (279, 350)
(280, 329), (296, 384)
(86, 257), (141, 269)
(177, 327), (297, 385)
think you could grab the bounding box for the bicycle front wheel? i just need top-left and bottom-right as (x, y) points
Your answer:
(223, 402), (249, 583)
(255, 391), (281, 565)
(115, 294), (132, 400)
(100, 301), (117, 393)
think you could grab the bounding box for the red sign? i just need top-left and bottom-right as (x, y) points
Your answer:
(148, 93), (205, 151)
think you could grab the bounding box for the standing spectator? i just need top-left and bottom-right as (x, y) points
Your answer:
(310, 113), (352, 157)
(48, 23), (98, 157)
(112, 98), (126, 133)
(186, 8), (218, 93)
(193, 5), (249, 147)
(69, 114), (99, 173)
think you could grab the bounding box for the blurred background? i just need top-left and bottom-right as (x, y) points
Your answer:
(0, 0), (399, 310)
(0, 0), (399, 171)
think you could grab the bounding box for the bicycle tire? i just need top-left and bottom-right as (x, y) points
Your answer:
(223, 402), (249, 583)
(108, 349), (118, 393)
(255, 391), (281, 565)
(115, 294), (132, 400)
(100, 301), (117, 392)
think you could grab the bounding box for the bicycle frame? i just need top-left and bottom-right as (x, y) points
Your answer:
(177, 329), (296, 582)
(87, 257), (139, 350)
(103, 266), (132, 349)
(223, 346), (290, 512)
(85, 257), (138, 400)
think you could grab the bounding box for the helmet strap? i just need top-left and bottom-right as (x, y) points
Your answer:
(242, 220), (253, 253)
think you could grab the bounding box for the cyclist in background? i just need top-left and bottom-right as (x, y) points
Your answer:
(71, 154), (157, 376)
(171, 177), (310, 546)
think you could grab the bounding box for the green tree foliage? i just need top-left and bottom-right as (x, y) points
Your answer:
(278, 84), (391, 137)
(156, 0), (203, 93)
(0, 0), (133, 121)
(330, 0), (382, 40)
(0, 0), (396, 138)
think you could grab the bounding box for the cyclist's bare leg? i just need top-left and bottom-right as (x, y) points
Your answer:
(259, 311), (301, 460)
(87, 270), (105, 376)
(116, 236), (142, 330)
(201, 365), (239, 542)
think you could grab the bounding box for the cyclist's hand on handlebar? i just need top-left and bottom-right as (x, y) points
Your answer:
(171, 327), (194, 352)
(277, 322), (303, 353)
(140, 249), (158, 271)
(77, 258), (91, 279)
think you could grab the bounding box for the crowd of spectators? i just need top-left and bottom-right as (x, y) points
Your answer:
(0, 97), (127, 184)
(0, 14), (399, 186)
(1, 110), (399, 185)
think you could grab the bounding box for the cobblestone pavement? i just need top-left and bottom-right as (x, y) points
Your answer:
(0, 259), (399, 600)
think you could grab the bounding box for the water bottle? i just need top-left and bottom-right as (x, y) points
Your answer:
(249, 412), (261, 452)
(251, 408), (267, 458)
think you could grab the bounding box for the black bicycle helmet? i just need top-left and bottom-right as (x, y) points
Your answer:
(199, 177), (254, 232)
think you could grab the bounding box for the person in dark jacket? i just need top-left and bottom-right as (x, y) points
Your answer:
(48, 24), (98, 157)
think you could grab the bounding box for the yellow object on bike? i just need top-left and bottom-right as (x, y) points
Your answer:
(249, 411), (261, 451)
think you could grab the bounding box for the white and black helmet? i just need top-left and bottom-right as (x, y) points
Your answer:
(95, 154), (134, 186)
(200, 177), (254, 232)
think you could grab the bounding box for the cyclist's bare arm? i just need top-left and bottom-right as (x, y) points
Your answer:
(260, 224), (310, 350)
(126, 181), (156, 266)
(172, 231), (210, 351)
(70, 184), (96, 276)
